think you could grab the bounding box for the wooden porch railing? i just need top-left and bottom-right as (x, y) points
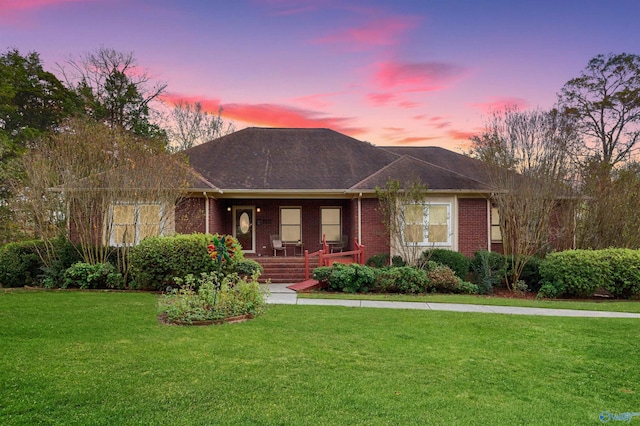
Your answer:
(304, 235), (365, 280)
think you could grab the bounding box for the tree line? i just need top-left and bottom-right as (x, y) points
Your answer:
(470, 53), (640, 286)
(0, 46), (234, 244)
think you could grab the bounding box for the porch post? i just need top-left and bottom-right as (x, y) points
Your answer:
(204, 192), (210, 235)
(357, 192), (362, 244)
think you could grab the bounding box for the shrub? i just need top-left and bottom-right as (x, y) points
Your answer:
(129, 234), (219, 291)
(374, 266), (431, 294)
(0, 240), (45, 287)
(539, 249), (640, 299)
(63, 262), (124, 289)
(366, 253), (390, 268)
(518, 256), (544, 292)
(457, 281), (479, 294)
(422, 249), (470, 280)
(391, 255), (406, 267)
(327, 263), (376, 293)
(469, 251), (507, 294)
(235, 259), (263, 277)
(312, 266), (333, 282)
(159, 271), (267, 323)
(428, 264), (462, 292)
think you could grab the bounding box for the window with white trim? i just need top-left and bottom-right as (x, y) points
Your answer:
(320, 207), (341, 242)
(280, 207), (301, 242)
(111, 202), (164, 246)
(402, 203), (451, 246)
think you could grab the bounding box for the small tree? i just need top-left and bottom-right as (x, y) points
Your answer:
(470, 107), (580, 289)
(18, 117), (190, 277)
(375, 178), (430, 267)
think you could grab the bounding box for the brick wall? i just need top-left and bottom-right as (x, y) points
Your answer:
(360, 197), (389, 260)
(457, 198), (489, 257)
(175, 197), (206, 234)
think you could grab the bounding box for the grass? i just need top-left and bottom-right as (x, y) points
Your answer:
(298, 291), (640, 313)
(1, 290), (639, 425)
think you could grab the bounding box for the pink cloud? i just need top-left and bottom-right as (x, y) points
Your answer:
(373, 60), (466, 92)
(366, 92), (397, 106)
(397, 100), (421, 109)
(315, 16), (418, 50)
(0, 0), (93, 23)
(291, 92), (342, 109)
(396, 136), (440, 144)
(470, 97), (529, 113)
(447, 129), (478, 141)
(0, 0), (89, 11)
(160, 93), (365, 136)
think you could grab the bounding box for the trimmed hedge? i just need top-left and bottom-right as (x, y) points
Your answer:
(538, 249), (640, 299)
(129, 234), (218, 291)
(422, 249), (470, 280)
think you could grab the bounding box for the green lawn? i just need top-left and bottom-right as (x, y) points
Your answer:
(298, 291), (640, 313)
(1, 290), (639, 425)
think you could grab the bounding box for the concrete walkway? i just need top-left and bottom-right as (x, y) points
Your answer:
(263, 284), (640, 318)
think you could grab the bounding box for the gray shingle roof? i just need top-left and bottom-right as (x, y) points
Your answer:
(184, 128), (492, 193)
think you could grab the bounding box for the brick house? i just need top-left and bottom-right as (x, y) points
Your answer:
(162, 127), (502, 262)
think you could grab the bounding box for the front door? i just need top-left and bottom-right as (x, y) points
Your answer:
(233, 206), (255, 253)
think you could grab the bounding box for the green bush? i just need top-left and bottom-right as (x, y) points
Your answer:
(312, 266), (333, 282)
(518, 256), (544, 292)
(327, 263), (376, 293)
(538, 249), (640, 299)
(129, 234), (219, 291)
(159, 271), (267, 323)
(469, 251), (507, 294)
(374, 266), (431, 294)
(63, 262), (124, 289)
(366, 253), (390, 268)
(0, 240), (45, 287)
(235, 259), (263, 277)
(422, 249), (470, 280)
(428, 264), (462, 292)
(391, 255), (405, 267)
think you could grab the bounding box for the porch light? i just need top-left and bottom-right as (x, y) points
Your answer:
(256, 207), (261, 213)
(227, 207), (232, 212)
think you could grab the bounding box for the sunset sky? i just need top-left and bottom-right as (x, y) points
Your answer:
(2, 0), (639, 150)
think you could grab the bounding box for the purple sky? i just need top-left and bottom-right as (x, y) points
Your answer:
(2, 0), (639, 150)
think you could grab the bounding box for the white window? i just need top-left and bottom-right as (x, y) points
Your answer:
(111, 202), (164, 246)
(280, 207), (301, 242)
(321, 207), (341, 242)
(402, 203), (451, 246)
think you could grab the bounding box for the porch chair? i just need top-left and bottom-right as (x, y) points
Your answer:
(270, 234), (287, 256)
(330, 234), (349, 253)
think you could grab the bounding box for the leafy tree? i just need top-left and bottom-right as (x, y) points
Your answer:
(470, 107), (581, 289)
(558, 53), (640, 168)
(60, 47), (167, 142)
(166, 101), (235, 152)
(0, 49), (80, 144)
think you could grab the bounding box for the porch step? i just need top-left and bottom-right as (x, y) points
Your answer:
(287, 279), (323, 292)
(251, 256), (319, 284)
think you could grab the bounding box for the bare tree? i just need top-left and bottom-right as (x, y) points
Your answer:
(558, 53), (640, 168)
(18, 117), (190, 277)
(470, 107), (581, 289)
(375, 178), (431, 267)
(166, 101), (235, 152)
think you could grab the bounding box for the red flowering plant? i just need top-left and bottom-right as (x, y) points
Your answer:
(207, 234), (243, 276)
